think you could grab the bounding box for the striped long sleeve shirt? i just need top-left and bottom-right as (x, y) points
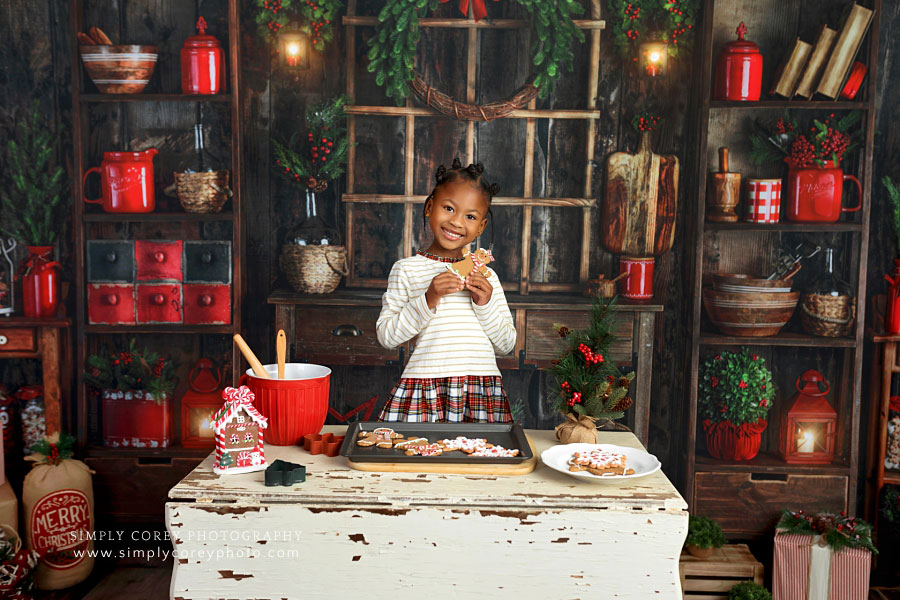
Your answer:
(376, 255), (516, 378)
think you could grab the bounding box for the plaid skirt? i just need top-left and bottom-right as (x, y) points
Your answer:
(378, 376), (513, 423)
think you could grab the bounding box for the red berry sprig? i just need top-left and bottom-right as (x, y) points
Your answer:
(578, 343), (604, 366)
(631, 112), (662, 132)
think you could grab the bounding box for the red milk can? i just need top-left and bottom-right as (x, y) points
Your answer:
(181, 17), (224, 95)
(785, 160), (861, 222)
(713, 22), (763, 102)
(83, 149), (158, 213)
(885, 259), (900, 334)
(21, 246), (60, 319)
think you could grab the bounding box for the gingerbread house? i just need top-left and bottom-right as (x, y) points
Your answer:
(212, 385), (268, 475)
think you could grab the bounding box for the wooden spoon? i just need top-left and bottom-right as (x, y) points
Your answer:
(233, 334), (270, 379)
(276, 330), (286, 380)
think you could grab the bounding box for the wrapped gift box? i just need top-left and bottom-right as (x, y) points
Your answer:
(773, 532), (870, 600)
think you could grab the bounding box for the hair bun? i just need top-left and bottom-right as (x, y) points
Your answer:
(471, 162), (485, 175)
(489, 183), (500, 195)
(435, 164), (447, 182)
(451, 157), (463, 169)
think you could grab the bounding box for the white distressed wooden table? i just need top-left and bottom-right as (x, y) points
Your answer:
(166, 427), (688, 599)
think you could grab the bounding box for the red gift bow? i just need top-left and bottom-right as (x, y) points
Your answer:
(440, 0), (498, 22)
(223, 385), (255, 405)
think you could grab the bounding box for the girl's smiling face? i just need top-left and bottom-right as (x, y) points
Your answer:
(424, 180), (489, 258)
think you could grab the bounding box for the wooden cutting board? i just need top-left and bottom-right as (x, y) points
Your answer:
(347, 435), (537, 475)
(602, 132), (679, 257)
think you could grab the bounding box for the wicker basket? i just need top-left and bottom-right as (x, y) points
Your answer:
(280, 244), (348, 294)
(800, 293), (856, 337)
(174, 171), (232, 213)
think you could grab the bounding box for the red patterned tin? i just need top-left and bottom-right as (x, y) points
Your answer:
(619, 256), (655, 303)
(745, 178), (782, 223)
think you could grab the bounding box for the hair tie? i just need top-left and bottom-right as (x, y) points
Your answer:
(472, 162), (485, 175)
(451, 157), (463, 169)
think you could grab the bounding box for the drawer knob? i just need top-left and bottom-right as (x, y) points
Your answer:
(332, 324), (362, 336)
(105, 294), (119, 306)
(106, 251), (117, 263)
(0, 335), (7, 346)
(201, 251), (213, 264)
(153, 251), (166, 263)
(199, 294), (213, 306)
(152, 293), (166, 305)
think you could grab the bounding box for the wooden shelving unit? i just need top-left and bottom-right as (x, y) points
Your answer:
(69, 0), (243, 520)
(683, 0), (880, 537)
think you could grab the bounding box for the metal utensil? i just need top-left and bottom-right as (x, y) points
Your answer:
(767, 242), (821, 280)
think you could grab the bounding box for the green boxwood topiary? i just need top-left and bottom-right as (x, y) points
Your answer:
(685, 515), (727, 549)
(728, 581), (772, 600)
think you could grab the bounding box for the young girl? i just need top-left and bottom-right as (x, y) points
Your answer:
(376, 159), (516, 423)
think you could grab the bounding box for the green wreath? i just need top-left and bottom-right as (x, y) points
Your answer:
(255, 0), (342, 52)
(367, 0), (585, 111)
(607, 0), (699, 59)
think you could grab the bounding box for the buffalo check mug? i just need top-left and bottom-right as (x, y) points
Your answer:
(745, 178), (782, 223)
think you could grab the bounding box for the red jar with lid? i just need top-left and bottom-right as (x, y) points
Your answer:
(181, 16), (224, 95)
(713, 22), (763, 102)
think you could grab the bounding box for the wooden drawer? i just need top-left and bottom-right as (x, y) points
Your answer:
(524, 310), (634, 364)
(0, 328), (36, 353)
(294, 307), (399, 366)
(86, 456), (201, 522)
(693, 471), (848, 537)
(136, 284), (182, 324)
(136, 240), (183, 281)
(87, 241), (135, 282)
(183, 241), (231, 283)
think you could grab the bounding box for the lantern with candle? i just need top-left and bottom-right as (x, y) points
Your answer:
(180, 359), (225, 448)
(779, 370), (837, 464)
(279, 26), (310, 70)
(640, 42), (668, 77)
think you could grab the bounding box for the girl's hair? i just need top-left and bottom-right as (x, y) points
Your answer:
(425, 158), (499, 242)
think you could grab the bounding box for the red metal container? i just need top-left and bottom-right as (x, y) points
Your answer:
(785, 160), (861, 222)
(619, 256), (655, 303)
(83, 149), (158, 213)
(745, 178), (782, 223)
(240, 363), (331, 446)
(713, 22), (762, 102)
(135, 240), (183, 281)
(22, 246), (60, 319)
(885, 259), (900, 334)
(180, 359), (224, 448)
(181, 17), (224, 95)
(87, 283), (135, 324)
(102, 389), (170, 448)
(136, 283), (182, 323)
(840, 61), (866, 100)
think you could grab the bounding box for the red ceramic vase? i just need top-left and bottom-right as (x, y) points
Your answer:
(22, 246), (60, 319)
(703, 419), (768, 461)
(785, 160), (861, 222)
(886, 259), (900, 334)
(619, 256), (654, 303)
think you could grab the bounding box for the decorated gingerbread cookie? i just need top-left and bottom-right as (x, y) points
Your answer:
(448, 246), (494, 280)
(395, 437), (443, 456)
(357, 427), (404, 448)
(567, 449), (634, 476)
(470, 445), (519, 458)
(438, 436), (490, 454)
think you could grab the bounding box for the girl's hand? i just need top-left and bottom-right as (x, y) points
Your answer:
(425, 271), (464, 309)
(466, 271), (493, 306)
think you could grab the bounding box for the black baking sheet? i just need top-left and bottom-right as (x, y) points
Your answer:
(339, 422), (533, 464)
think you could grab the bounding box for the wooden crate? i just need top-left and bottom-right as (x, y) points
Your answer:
(680, 544), (764, 599)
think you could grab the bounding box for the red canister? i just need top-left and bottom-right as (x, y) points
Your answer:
(619, 256), (655, 303)
(713, 22), (763, 102)
(181, 16), (224, 95)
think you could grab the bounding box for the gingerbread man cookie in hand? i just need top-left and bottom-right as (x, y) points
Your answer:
(448, 247), (494, 280)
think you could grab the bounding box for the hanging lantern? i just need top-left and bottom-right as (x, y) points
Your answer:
(180, 358), (225, 448)
(280, 25), (310, 70)
(779, 370), (837, 464)
(0, 237), (15, 316)
(640, 42), (668, 77)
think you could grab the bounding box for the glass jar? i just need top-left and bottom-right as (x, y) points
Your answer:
(808, 248), (852, 297)
(16, 385), (45, 455)
(284, 189), (339, 246)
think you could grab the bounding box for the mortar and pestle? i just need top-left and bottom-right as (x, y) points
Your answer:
(706, 146), (741, 222)
(233, 332), (331, 446)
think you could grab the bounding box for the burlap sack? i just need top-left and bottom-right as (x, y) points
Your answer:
(23, 435), (94, 590)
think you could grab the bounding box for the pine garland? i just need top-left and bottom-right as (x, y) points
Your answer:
(0, 100), (67, 246)
(272, 95), (352, 191)
(777, 509), (877, 554)
(255, 0), (342, 52)
(548, 296), (635, 421)
(82, 339), (176, 403)
(607, 0), (699, 60)
(882, 175), (900, 260)
(367, 0), (585, 105)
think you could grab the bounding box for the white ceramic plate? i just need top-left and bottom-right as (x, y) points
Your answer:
(541, 443), (662, 483)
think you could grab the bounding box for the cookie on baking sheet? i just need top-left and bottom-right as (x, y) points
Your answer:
(567, 449), (634, 476)
(357, 427), (404, 448)
(437, 436), (490, 453)
(395, 437), (443, 456)
(470, 445), (519, 458)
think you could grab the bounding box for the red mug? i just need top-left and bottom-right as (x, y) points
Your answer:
(619, 256), (655, 303)
(83, 149), (158, 213)
(785, 160), (861, 222)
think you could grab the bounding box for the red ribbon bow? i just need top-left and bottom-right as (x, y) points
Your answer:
(440, 0), (498, 22)
(223, 385), (255, 405)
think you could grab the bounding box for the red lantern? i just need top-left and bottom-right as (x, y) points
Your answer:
(779, 370), (837, 464)
(180, 359), (224, 448)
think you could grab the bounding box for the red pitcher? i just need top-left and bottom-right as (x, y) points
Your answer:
(83, 149), (158, 213)
(785, 160), (861, 222)
(886, 259), (900, 334)
(21, 246), (60, 318)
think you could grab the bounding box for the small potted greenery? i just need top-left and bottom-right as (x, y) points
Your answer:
(728, 581), (772, 600)
(685, 515), (727, 558)
(699, 348), (776, 460)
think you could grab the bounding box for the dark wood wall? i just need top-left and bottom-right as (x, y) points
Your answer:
(2, 0), (896, 472)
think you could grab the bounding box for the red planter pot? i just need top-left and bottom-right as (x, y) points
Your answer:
(22, 246), (60, 319)
(703, 418), (767, 461)
(102, 389), (170, 448)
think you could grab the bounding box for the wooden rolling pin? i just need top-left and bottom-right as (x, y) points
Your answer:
(233, 334), (270, 379)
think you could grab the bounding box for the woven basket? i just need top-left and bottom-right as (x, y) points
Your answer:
(174, 171), (232, 213)
(280, 244), (348, 294)
(800, 293), (856, 337)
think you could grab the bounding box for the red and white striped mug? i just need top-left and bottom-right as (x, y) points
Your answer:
(745, 178), (782, 223)
(619, 256), (654, 303)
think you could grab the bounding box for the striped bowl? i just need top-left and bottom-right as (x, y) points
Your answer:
(703, 288), (799, 337)
(80, 45), (158, 94)
(711, 273), (794, 294)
